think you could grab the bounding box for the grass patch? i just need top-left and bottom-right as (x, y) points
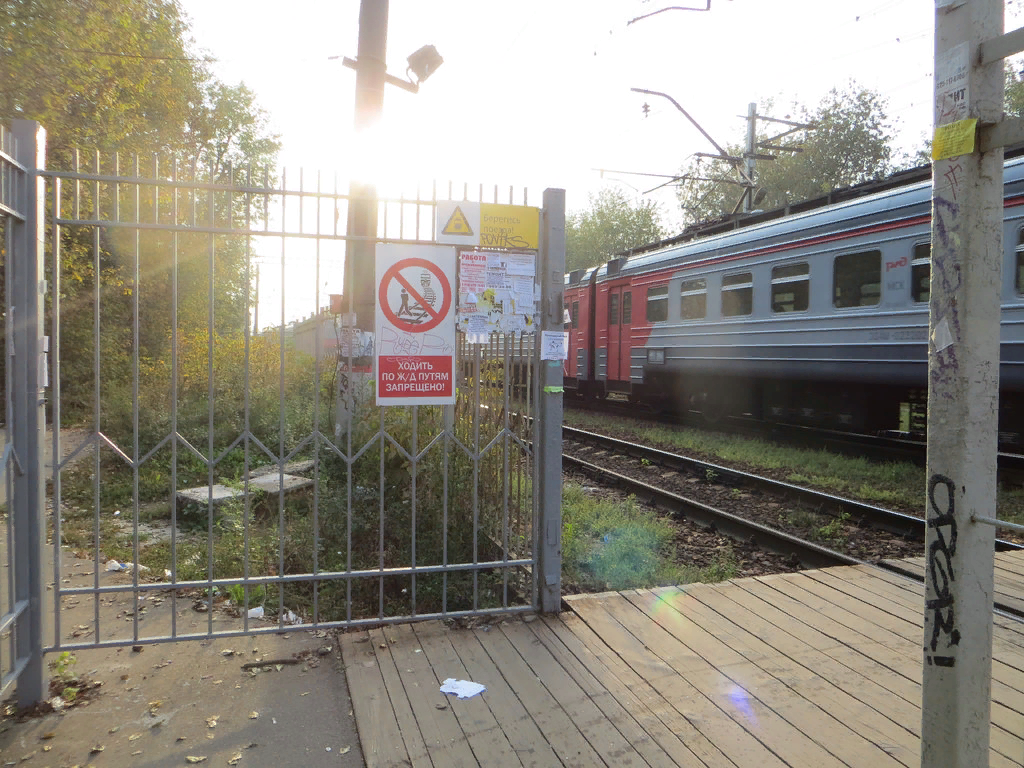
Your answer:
(561, 483), (736, 591)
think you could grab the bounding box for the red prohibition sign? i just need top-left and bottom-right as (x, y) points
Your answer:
(379, 257), (453, 333)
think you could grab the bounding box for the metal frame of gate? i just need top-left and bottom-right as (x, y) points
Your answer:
(1, 119), (564, 705)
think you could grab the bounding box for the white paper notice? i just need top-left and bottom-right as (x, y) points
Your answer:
(504, 251), (535, 277)
(541, 331), (569, 361)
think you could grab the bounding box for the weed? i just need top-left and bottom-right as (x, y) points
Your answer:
(640, 458), (652, 467)
(51, 651), (76, 682)
(816, 511), (851, 545)
(705, 468), (718, 483)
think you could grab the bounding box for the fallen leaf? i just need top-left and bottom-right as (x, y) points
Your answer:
(227, 753), (243, 766)
(212, 680), (223, 685)
(248, 712), (259, 720)
(206, 733), (214, 740)
(300, 691), (310, 696)
(90, 745), (105, 753)
(185, 758), (208, 764)
(40, 732), (55, 740)
(129, 732), (143, 741)
(205, 715), (219, 728)
(42, 746), (52, 753)
(274, 664), (283, 672)
(339, 745), (351, 755)
(132, 750), (142, 756)
(176, 736), (187, 742)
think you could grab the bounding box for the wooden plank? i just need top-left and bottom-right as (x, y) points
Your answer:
(340, 629), (416, 768)
(379, 624), (479, 767)
(410, 622), (525, 768)
(776, 573), (1024, 763)
(624, 587), (904, 768)
(739, 576), (1023, 768)
(552, 612), (732, 767)
(498, 619), (651, 767)
(444, 626), (563, 768)
(366, 627), (436, 768)
(467, 621), (606, 768)
(522, 617), (687, 768)
(598, 591), (848, 767)
(569, 593), (788, 767)
(680, 583), (919, 767)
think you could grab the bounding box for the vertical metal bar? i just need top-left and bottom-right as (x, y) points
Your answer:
(10, 120), (46, 705)
(206, 159), (216, 634)
(537, 188), (565, 613)
(278, 169), (287, 625)
(131, 155), (141, 643)
(378, 407), (385, 618)
(50, 177), (62, 648)
(472, 343), (480, 610)
(410, 405), (417, 615)
(91, 151), (101, 644)
(502, 334), (510, 608)
(170, 158), (179, 638)
(242, 162), (253, 632)
(3, 126), (15, 677)
(921, 2), (1002, 764)
(312, 170), (322, 625)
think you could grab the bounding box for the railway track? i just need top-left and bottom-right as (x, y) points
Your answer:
(562, 426), (1024, 618)
(566, 397), (1024, 482)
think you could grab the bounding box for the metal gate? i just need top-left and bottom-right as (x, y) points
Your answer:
(1, 119), (564, 705)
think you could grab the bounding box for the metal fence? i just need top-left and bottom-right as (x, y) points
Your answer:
(2, 119), (564, 705)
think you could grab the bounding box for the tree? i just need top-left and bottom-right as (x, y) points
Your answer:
(0, 0), (281, 423)
(565, 189), (665, 272)
(676, 83), (897, 226)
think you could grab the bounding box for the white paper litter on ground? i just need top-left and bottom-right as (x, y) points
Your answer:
(439, 678), (486, 699)
(247, 606), (264, 619)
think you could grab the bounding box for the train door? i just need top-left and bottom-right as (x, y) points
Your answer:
(606, 286), (632, 385)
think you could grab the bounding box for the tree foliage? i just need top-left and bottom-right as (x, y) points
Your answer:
(676, 83), (896, 226)
(565, 189), (665, 272)
(0, 0), (282, 423)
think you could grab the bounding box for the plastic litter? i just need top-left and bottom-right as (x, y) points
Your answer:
(105, 559), (150, 573)
(247, 606), (264, 619)
(439, 678), (486, 699)
(282, 609), (301, 624)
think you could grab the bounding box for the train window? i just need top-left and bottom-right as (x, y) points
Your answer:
(571, 301), (579, 329)
(833, 250), (881, 308)
(912, 243), (931, 303)
(771, 263), (809, 312)
(646, 286), (668, 322)
(1017, 230), (1024, 294)
(622, 292), (632, 324)
(609, 293), (619, 326)
(721, 272), (753, 317)
(680, 278), (707, 319)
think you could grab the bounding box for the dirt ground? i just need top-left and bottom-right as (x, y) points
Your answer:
(1, 550), (365, 768)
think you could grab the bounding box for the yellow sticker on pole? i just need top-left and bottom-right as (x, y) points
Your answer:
(932, 118), (977, 161)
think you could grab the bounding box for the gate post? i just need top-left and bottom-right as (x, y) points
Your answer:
(536, 188), (565, 613)
(11, 120), (47, 706)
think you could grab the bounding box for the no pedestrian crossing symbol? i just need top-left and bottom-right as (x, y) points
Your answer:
(375, 243), (457, 406)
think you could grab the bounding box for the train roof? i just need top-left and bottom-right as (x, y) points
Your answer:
(595, 154), (1024, 282)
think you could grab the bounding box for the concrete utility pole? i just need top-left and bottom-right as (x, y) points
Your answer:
(346, 0), (389, 333)
(921, 1), (1003, 764)
(743, 102), (757, 212)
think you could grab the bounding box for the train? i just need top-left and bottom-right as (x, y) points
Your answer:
(563, 156), (1024, 440)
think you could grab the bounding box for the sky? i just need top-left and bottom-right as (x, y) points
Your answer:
(174, 0), (1017, 324)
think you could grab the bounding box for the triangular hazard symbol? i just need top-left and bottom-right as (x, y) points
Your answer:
(442, 207), (474, 236)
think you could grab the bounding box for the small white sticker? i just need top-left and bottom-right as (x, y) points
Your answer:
(540, 331), (568, 361)
(932, 316), (955, 352)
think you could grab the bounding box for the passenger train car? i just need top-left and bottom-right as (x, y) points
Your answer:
(564, 157), (1024, 438)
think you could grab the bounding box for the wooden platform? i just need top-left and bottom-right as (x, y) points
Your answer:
(342, 560), (1024, 767)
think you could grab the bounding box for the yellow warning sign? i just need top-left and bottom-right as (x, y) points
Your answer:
(442, 206), (474, 237)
